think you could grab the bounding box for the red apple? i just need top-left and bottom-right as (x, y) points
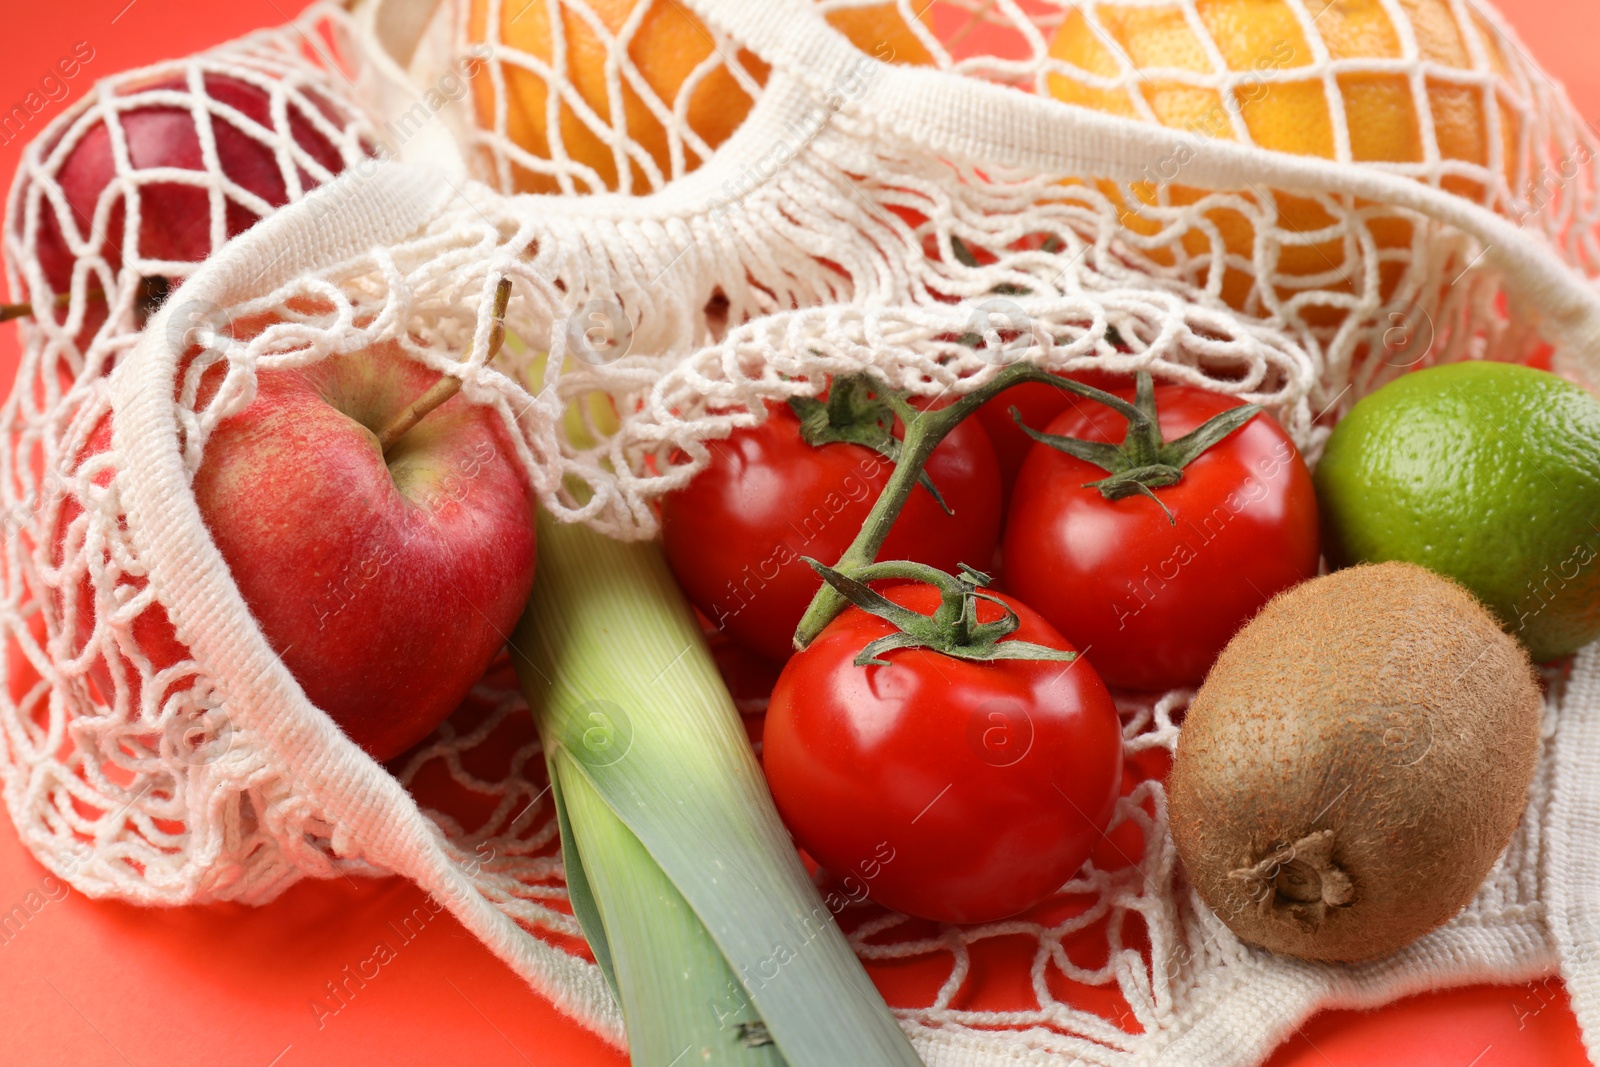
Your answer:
(20, 71), (365, 340)
(191, 344), (537, 760)
(60, 341), (536, 761)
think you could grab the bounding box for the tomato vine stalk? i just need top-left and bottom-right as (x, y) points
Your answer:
(791, 361), (1103, 648)
(790, 365), (1262, 649)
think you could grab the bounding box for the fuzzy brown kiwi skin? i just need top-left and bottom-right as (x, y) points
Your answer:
(1168, 561), (1542, 963)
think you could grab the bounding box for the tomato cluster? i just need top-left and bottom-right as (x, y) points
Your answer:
(663, 372), (1320, 924)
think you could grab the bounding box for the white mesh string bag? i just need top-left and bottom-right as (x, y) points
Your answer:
(6, 0), (1600, 1065)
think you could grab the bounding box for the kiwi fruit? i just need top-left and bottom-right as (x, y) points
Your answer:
(1168, 561), (1542, 962)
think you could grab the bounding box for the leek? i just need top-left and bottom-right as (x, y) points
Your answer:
(511, 510), (920, 1066)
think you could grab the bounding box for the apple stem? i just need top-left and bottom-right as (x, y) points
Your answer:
(1, 279), (168, 325)
(377, 278), (513, 455)
(0, 290), (77, 322)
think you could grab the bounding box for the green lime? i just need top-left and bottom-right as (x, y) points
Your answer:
(1315, 361), (1600, 662)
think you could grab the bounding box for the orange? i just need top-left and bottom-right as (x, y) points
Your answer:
(1046, 0), (1519, 314)
(471, 0), (935, 193)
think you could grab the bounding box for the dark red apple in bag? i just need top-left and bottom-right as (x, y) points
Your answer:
(15, 68), (368, 343)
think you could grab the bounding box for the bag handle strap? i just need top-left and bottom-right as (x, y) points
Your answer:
(109, 160), (622, 1042)
(362, 0), (443, 69)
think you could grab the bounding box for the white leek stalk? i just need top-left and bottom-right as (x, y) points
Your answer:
(511, 510), (920, 1066)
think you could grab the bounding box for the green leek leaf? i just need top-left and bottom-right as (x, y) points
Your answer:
(512, 511), (920, 1066)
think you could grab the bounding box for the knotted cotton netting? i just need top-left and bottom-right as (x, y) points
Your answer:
(6, 0), (1600, 1063)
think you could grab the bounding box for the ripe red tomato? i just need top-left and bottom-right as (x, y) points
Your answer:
(661, 400), (1002, 663)
(763, 583), (1123, 924)
(1003, 383), (1319, 691)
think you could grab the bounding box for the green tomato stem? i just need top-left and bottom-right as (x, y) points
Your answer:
(800, 557), (1076, 666)
(1012, 371), (1262, 526)
(790, 361), (1111, 649)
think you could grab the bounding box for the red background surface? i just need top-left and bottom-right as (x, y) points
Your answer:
(1, 2), (1597, 1065)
